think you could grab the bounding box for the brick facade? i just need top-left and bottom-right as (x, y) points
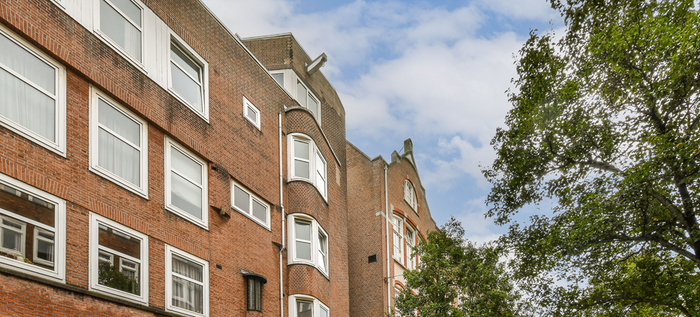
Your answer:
(0, 1), (437, 316)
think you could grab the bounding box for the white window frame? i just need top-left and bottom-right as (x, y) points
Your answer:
(89, 213), (149, 304)
(0, 25), (67, 156)
(242, 96), (261, 130)
(165, 137), (208, 229)
(405, 226), (416, 270)
(404, 180), (417, 211)
(0, 215), (26, 256)
(0, 173), (66, 282)
(231, 179), (270, 230)
(89, 86), (149, 198)
(93, 0), (146, 69)
(33, 227), (55, 267)
(287, 214), (329, 277)
(168, 33), (209, 121)
(268, 70), (321, 123)
(165, 245), (209, 317)
(288, 133), (327, 200)
(392, 215), (404, 265)
(289, 294), (330, 317)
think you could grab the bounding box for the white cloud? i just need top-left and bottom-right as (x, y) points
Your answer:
(474, 0), (559, 21)
(421, 136), (496, 190)
(456, 197), (502, 245)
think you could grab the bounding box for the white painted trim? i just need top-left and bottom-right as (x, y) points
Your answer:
(88, 86), (149, 198)
(0, 24), (67, 157)
(88, 213), (149, 304)
(167, 31), (210, 123)
(231, 179), (270, 230)
(287, 133), (328, 201)
(242, 96), (261, 130)
(287, 213), (329, 278)
(164, 137), (209, 230)
(288, 294), (330, 317)
(0, 173), (66, 282)
(165, 245), (210, 317)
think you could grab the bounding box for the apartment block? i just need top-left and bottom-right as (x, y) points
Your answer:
(0, 0), (438, 316)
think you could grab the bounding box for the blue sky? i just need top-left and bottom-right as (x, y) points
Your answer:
(203, 0), (564, 244)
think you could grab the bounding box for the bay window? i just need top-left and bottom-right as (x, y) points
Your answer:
(0, 26), (66, 155)
(289, 134), (327, 200)
(289, 295), (329, 317)
(288, 214), (329, 276)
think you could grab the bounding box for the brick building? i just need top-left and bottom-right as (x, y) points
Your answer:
(346, 139), (439, 316)
(0, 0), (438, 316)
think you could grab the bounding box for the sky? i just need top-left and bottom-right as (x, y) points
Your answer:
(201, 0), (564, 244)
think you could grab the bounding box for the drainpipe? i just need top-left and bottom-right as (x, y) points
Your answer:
(279, 113), (286, 317)
(385, 164), (391, 314)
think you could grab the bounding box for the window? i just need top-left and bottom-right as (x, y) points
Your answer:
(288, 134), (327, 199)
(97, 0), (143, 63)
(169, 37), (208, 119)
(231, 180), (270, 229)
(165, 138), (208, 228)
(289, 295), (329, 317)
(166, 245), (209, 317)
(287, 214), (329, 276)
(242, 97), (261, 129)
(295, 80), (321, 122)
(242, 271), (267, 312)
(404, 180), (417, 211)
(406, 226), (416, 270)
(271, 73), (284, 87)
(89, 213), (148, 303)
(392, 215), (403, 265)
(0, 173), (65, 281)
(0, 25), (66, 155)
(89, 87), (148, 197)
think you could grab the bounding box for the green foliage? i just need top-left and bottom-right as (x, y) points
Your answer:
(394, 218), (525, 317)
(484, 0), (700, 316)
(98, 261), (139, 295)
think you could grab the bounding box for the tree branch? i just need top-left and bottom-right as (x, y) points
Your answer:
(610, 234), (700, 268)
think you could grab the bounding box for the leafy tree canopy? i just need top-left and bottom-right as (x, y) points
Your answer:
(395, 218), (524, 317)
(483, 0), (700, 316)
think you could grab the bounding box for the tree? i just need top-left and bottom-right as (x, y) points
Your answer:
(394, 218), (524, 317)
(483, 0), (700, 315)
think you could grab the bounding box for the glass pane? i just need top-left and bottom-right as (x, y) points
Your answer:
(171, 148), (202, 184)
(252, 199), (267, 223)
(294, 160), (310, 179)
(172, 275), (204, 313)
(99, 128), (140, 185)
(233, 185), (249, 213)
(171, 172), (203, 219)
(308, 95), (319, 119)
(98, 99), (140, 145)
(2, 227), (22, 252)
(171, 44), (200, 80)
(295, 221), (310, 241)
(297, 301), (313, 317)
(0, 33), (56, 94)
(101, 0), (142, 61)
(108, 0), (141, 26)
(296, 82), (307, 107)
(0, 68), (56, 141)
(0, 188), (54, 227)
(171, 62), (203, 111)
(320, 307), (329, 317)
(98, 225), (141, 259)
(172, 254), (203, 282)
(294, 140), (309, 160)
(246, 106), (257, 123)
(97, 250), (140, 295)
(271, 73), (283, 86)
(36, 234), (55, 263)
(296, 241), (311, 260)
